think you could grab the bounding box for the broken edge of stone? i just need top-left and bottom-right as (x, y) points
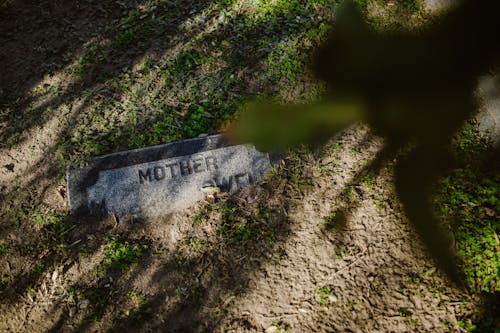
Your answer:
(67, 134), (280, 219)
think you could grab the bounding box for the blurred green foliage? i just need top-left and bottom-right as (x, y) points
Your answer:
(231, 0), (500, 285)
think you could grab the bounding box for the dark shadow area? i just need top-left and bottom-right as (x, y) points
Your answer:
(319, 130), (400, 230)
(1, 0), (498, 332)
(0, 0), (216, 147)
(41, 167), (293, 332)
(0, 0), (322, 324)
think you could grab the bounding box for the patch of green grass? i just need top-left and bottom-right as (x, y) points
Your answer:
(405, 272), (421, 285)
(290, 170), (314, 189)
(103, 236), (147, 270)
(269, 322), (287, 333)
(322, 209), (347, 231)
(111, 29), (137, 51)
(218, 220), (253, 244)
(0, 275), (10, 289)
(360, 174), (376, 190)
(457, 320), (477, 332)
(214, 0), (239, 7)
(31, 261), (45, 278)
(170, 50), (210, 74)
(435, 169), (499, 292)
(266, 38), (305, 81)
(127, 103), (216, 147)
(127, 291), (149, 318)
(189, 237), (208, 248)
(173, 253), (193, 272)
(81, 285), (115, 315)
(355, 0), (425, 29)
(45, 212), (76, 253)
(216, 203), (278, 245)
(322, 211), (338, 230)
(30, 209), (75, 254)
(149, 114), (180, 144)
(316, 286), (337, 306)
(451, 121), (492, 166)
(398, 307), (413, 317)
(434, 122), (499, 293)
(74, 45), (98, 75)
(193, 209), (210, 224)
(112, 29), (136, 50)
(0, 244), (8, 255)
(182, 104), (212, 137)
(123, 10), (141, 26)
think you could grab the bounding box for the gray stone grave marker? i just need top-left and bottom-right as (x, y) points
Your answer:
(67, 135), (272, 218)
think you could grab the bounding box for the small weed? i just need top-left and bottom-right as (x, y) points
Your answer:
(123, 11), (140, 25)
(405, 272), (421, 285)
(216, 203), (278, 245)
(189, 237), (208, 248)
(128, 291), (149, 318)
(349, 146), (360, 155)
(323, 209), (347, 231)
(336, 244), (361, 259)
(434, 168), (499, 292)
(173, 253), (192, 272)
(0, 275), (11, 289)
(45, 212), (74, 253)
(398, 307), (413, 317)
(175, 286), (188, 297)
(316, 286), (337, 306)
(182, 104), (212, 138)
(193, 211), (208, 224)
(360, 175), (376, 190)
(291, 170), (313, 189)
(171, 50), (209, 74)
(210, 308), (228, 319)
(74, 45), (98, 75)
(112, 29), (136, 50)
(103, 236), (147, 270)
(218, 221), (254, 244)
(269, 322), (287, 333)
(81, 286), (115, 314)
(322, 211), (338, 230)
(0, 244), (8, 255)
(457, 320), (477, 332)
(31, 261), (45, 277)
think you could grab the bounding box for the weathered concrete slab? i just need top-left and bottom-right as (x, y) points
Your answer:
(67, 135), (272, 218)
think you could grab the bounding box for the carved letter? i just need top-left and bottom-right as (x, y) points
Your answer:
(179, 160), (192, 176)
(154, 166), (166, 180)
(205, 156), (218, 171)
(192, 158), (205, 173)
(165, 163), (178, 178)
(138, 168), (152, 184)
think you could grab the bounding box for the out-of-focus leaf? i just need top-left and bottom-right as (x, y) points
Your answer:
(228, 99), (363, 151)
(230, 0), (500, 286)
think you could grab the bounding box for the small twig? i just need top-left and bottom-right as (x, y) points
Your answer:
(329, 244), (371, 281)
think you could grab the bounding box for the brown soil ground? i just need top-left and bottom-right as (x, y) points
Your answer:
(1, 124), (482, 333)
(0, 1), (495, 332)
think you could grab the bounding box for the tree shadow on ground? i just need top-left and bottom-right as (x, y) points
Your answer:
(0, 0), (215, 147)
(0, 0), (332, 330)
(1, 0), (497, 331)
(44, 165), (294, 332)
